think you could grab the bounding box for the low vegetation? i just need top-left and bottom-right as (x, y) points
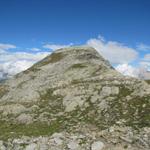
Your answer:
(0, 85), (8, 98)
(0, 121), (61, 141)
(145, 80), (150, 84)
(70, 63), (87, 69)
(38, 88), (64, 113)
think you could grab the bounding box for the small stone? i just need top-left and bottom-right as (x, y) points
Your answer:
(101, 86), (111, 96)
(25, 143), (37, 150)
(111, 86), (119, 95)
(109, 126), (115, 133)
(54, 138), (63, 145)
(91, 141), (105, 150)
(16, 113), (33, 124)
(52, 132), (64, 138)
(120, 136), (133, 143)
(0, 141), (6, 150)
(91, 96), (98, 103)
(67, 141), (80, 150)
(65, 101), (78, 112)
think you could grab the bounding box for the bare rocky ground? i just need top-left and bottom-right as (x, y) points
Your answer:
(0, 46), (150, 150)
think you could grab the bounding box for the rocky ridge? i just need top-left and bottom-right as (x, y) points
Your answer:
(0, 46), (150, 149)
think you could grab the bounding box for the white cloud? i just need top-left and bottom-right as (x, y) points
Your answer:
(115, 64), (139, 78)
(43, 43), (72, 50)
(140, 61), (150, 66)
(137, 43), (150, 51)
(137, 53), (150, 79)
(0, 39), (149, 80)
(0, 52), (49, 62)
(115, 63), (150, 79)
(143, 53), (150, 61)
(138, 67), (150, 79)
(0, 42), (73, 80)
(97, 35), (105, 41)
(139, 53), (150, 71)
(87, 37), (138, 64)
(30, 48), (41, 51)
(0, 43), (16, 53)
(140, 61), (150, 69)
(0, 60), (34, 78)
(0, 51), (50, 80)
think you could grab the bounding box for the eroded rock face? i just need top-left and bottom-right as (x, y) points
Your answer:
(0, 46), (149, 149)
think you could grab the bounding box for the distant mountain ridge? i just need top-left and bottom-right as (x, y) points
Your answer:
(0, 46), (150, 150)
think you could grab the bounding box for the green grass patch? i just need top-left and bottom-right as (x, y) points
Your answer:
(108, 86), (150, 128)
(0, 121), (61, 141)
(71, 79), (81, 84)
(119, 86), (133, 97)
(0, 85), (8, 98)
(70, 63), (87, 69)
(145, 80), (150, 84)
(33, 88), (64, 117)
(38, 88), (63, 108)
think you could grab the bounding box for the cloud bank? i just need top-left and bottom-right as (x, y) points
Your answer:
(115, 64), (139, 78)
(87, 37), (138, 64)
(0, 43), (74, 80)
(0, 43), (16, 54)
(0, 38), (150, 80)
(87, 36), (150, 79)
(0, 44), (49, 80)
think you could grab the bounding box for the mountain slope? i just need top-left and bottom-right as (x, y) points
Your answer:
(0, 46), (150, 150)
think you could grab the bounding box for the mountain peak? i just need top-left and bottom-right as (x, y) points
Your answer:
(55, 45), (96, 51)
(0, 46), (150, 149)
(30, 46), (113, 73)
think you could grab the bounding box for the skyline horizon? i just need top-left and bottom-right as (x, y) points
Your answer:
(0, 0), (150, 79)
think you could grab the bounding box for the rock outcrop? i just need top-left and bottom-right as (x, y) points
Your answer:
(0, 46), (150, 149)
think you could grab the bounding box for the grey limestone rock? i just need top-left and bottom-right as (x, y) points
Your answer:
(0, 46), (149, 150)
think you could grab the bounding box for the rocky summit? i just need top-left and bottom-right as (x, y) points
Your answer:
(0, 46), (150, 150)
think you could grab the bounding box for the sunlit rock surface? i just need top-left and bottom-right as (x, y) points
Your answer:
(0, 46), (149, 149)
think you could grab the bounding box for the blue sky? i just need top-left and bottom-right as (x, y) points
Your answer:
(0, 0), (150, 79)
(0, 0), (150, 47)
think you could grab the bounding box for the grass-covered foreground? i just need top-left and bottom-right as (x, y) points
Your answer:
(0, 121), (61, 141)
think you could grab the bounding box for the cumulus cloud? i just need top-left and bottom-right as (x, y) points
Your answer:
(0, 52), (49, 62)
(30, 48), (41, 51)
(143, 53), (150, 61)
(86, 36), (150, 79)
(0, 50), (49, 80)
(140, 61), (150, 69)
(137, 43), (150, 51)
(0, 39), (149, 80)
(138, 67), (150, 80)
(115, 63), (150, 79)
(43, 43), (73, 50)
(115, 64), (139, 78)
(139, 53), (150, 71)
(87, 36), (138, 64)
(0, 60), (34, 78)
(0, 42), (73, 80)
